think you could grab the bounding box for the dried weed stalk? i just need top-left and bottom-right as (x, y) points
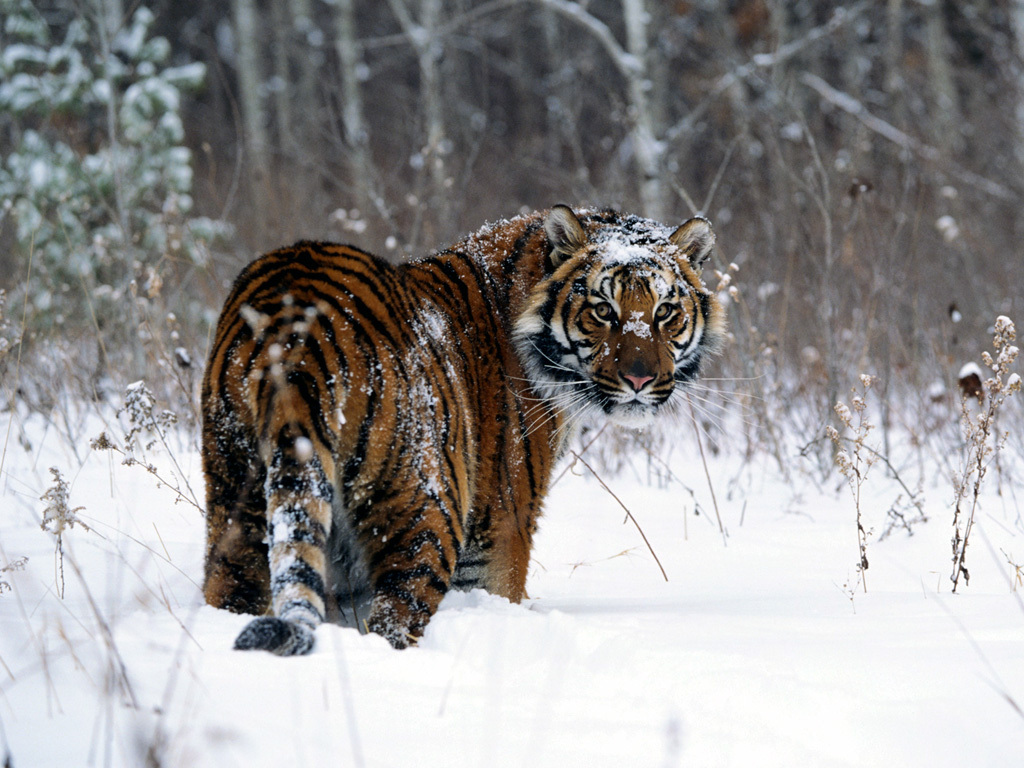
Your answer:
(950, 316), (1020, 592)
(1001, 550), (1024, 592)
(826, 374), (876, 593)
(40, 467), (90, 598)
(0, 556), (28, 594)
(568, 451), (668, 582)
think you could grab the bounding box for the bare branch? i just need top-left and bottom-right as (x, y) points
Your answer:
(665, 2), (870, 145)
(534, 0), (641, 79)
(362, 0), (524, 50)
(800, 73), (1016, 202)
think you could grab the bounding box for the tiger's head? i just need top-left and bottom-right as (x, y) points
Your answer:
(514, 205), (725, 431)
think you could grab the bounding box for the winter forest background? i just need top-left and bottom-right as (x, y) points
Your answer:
(2, 0), (1023, 454)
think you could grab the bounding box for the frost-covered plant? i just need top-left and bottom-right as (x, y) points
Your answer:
(0, 556), (28, 594)
(0, 1), (231, 333)
(950, 316), (1021, 592)
(826, 374), (876, 593)
(40, 466), (89, 598)
(119, 379), (178, 454)
(877, 494), (928, 542)
(91, 380), (202, 513)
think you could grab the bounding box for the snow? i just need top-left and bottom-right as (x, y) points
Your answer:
(2, 408), (1023, 767)
(959, 361), (983, 380)
(622, 310), (652, 339)
(936, 216), (960, 243)
(600, 240), (658, 268)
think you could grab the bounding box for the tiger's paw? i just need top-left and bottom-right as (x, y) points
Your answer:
(366, 617), (419, 650)
(234, 616), (315, 655)
(366, 595), (426, 650)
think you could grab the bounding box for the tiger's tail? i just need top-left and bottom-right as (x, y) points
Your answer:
(234, 337), (338, 656)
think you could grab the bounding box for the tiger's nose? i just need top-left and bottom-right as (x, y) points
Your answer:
(623, 373), (654, 392)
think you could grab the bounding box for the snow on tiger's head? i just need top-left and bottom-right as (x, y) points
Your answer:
(514, 205), (726, 431)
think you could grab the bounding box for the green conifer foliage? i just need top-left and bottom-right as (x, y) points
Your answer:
(0, 1), (231, 332)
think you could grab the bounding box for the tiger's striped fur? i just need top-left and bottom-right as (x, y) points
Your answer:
(202, 205), (724, 652)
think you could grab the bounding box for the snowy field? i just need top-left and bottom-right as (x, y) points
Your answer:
(2, 405), (1023, 768)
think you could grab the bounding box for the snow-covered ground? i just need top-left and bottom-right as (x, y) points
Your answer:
(2, 406), (1023, 767)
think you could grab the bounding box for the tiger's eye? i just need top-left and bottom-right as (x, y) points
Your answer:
(593, 302), (614, 320)
(654, 303), (673, 321)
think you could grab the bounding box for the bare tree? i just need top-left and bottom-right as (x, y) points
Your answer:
(923, 0), (958, 154)
(1010, 0), (1024, 170)
(537, 0), (669, 218)
(621, 0), (665, 220)
(232, 0), (268, 175)
(269, 0), (294, 157)
(386, 0), (451, 247)
(334, 0), (383, 230)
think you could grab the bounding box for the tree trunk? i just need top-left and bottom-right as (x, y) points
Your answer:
(97, 0), (123, 37)
(270, 0), (293, 158)
(291, 0), (318, 154)
(232, 0), (269, 175)
(622, 0), (665, 220)
(387, 0), (450, 248)
(1013, 0), (1024, 171)
(335, 0), (378, 223)
(885, 0), (905, 124)
(924, 0), (957, 154)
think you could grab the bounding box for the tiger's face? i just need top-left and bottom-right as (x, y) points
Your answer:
(515, 206), (725, 431)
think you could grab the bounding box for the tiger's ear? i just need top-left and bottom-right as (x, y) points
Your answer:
(544, 204), (586, 267)
(670, 216), (715, 272)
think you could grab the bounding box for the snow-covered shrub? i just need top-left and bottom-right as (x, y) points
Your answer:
(950, 316), (1021, 592)
(0, 1), (231, 339)
(827, 374), (878, 594)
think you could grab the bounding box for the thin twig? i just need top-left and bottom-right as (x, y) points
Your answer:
(568, 451), (668, 581)
(687, 395), (727, 547)
(664, 3), (870, 145)
(802, 432), (925, 521)
(64, 552), (139, 709)
(550, 423), (607, 488)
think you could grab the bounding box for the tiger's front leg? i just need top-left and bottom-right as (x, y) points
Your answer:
(361, 494), (462, 650)
(453, 503), (533, 603)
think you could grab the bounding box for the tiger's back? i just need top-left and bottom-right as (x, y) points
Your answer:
(202, 206), (723, 652)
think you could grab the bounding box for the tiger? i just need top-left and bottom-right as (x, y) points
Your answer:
(201, 205), (724, 653)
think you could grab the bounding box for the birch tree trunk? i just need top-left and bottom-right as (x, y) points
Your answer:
(270, 0), (293, 157)
(539, 0), (666, 219)
(885, 0), (905, 124)
(92, 0), (129, 240)
(232, 0), (269, 175)
(387, 0), (450, 247)
(923, 0), (957, 154)
(291, 0), (320, 171)
(335, 0), (378, 223)
(541, 7), (593, 195)
(97, 0), (122, 37)
(622, 0), (665, 220)
(1013, 0), (1024, 171)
